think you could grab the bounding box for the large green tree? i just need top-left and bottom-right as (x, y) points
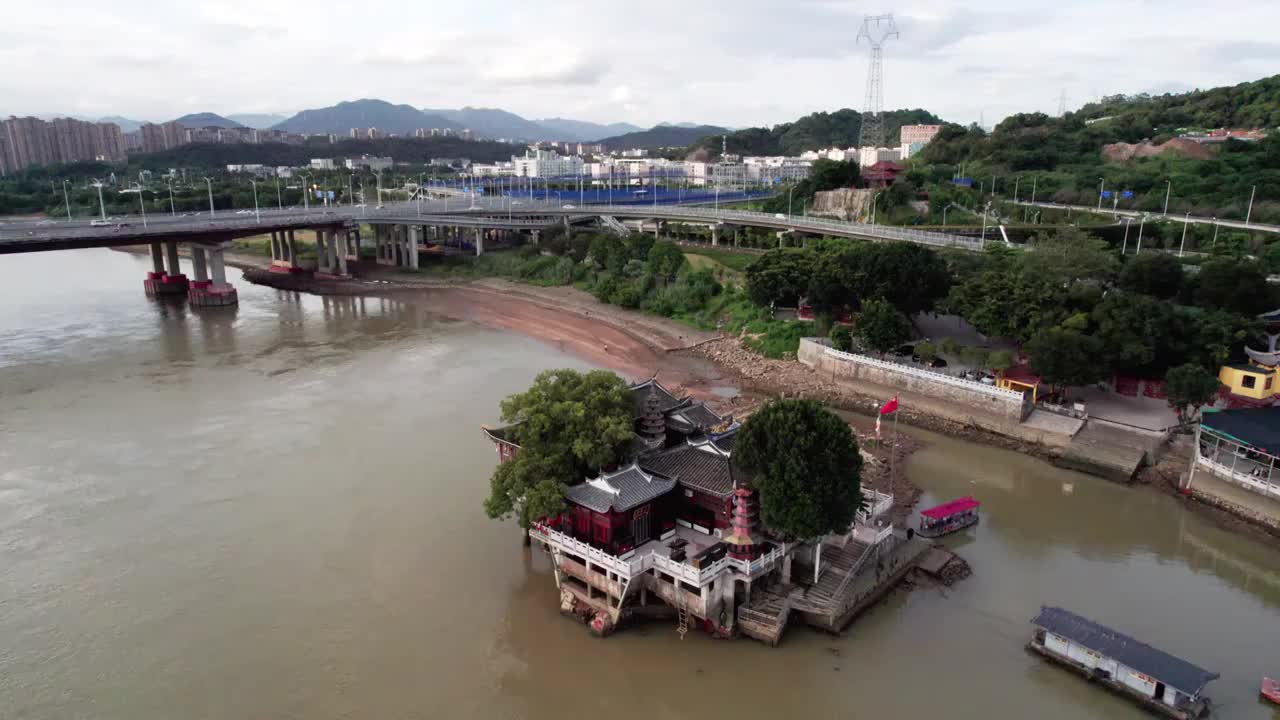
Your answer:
(646, 240), (686, 285)
(1119, 253), (1184, 299)
(1193, 258), (1274, 315)
(745, 247), (816, 306)
(1091, 292), (1189, 377)
(856, 298), (912, 356)
(1164, 363), (1222, 424)
(734, 399), (863, 540)
(483, 369), (635, 528)
(1025, 327), (1106, 389)
(1021, 226), (1119, 287)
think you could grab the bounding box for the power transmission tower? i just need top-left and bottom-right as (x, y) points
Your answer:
(1057, 90), (1068, 117)
(857, 14), (899, 149)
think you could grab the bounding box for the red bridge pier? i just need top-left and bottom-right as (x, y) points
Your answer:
(143, 241), (189, 297)
(188, 243), (238, 307)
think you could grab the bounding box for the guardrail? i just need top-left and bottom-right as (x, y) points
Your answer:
(819, 344), (1026, 401)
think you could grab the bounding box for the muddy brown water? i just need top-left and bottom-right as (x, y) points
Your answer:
(2, 248), (1278, 719)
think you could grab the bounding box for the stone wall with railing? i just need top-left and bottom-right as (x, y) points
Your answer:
(797, 338), (1034, 430)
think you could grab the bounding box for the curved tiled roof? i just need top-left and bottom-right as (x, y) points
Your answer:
(640, 435), (738, 498)
(564, 461), (676, 513)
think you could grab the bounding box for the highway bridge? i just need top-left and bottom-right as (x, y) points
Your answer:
(0, 195), (983, 306)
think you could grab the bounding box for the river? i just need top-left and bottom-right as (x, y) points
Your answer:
(1, 248), (1278, 720)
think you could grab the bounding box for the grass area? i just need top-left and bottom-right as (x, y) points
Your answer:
(712, 291), (814, 358)
(419, 248), (579, 286)
(681, 245), (758, 273)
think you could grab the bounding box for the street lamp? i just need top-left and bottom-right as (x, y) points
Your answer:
(1212, 218), (1219, 247)
(1178, 210), (1192, 257)
(1163, 179), (1172, 216)
(250, 179), (261, 224)
(137, 186), (148, 228)
(91, 179), (107, 220)
(203, 177), (215, 216)
(1246, 185), (1257, 226)
(61, 180), (71, 220)
(788, 185), (795, 217)
(166, 178), (176, 216)
(1121, 218), (1132, 254)
(1097, 178), (1105, 212)
(275, 176), (283, 210)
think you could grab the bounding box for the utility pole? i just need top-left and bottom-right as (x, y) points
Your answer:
(137, 187), (147, 228)
(856, 14), (899, 149)
(1136, 216), (1145, 254)
(1013, 175), (1020, 203)
(251, 179), (260, 224)
(1163, 179), (1171, 216)
(1121, 218), (1131, 254)
(1097, 178), (1105, 212)
(62, 180), (72, 220)
(275, 176), (282, 210)
(167, 179), (175, 216)
(1179, 211), (1191, 257)
(1246, 185), (1256, 226)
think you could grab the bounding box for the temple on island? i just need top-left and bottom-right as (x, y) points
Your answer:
(483, 377), (916, 644)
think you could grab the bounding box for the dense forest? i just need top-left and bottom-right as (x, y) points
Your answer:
(912, 75), (1280, 222)
(692, 108), (943, 157)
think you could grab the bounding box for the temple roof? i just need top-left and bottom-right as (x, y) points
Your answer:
(564, 462), (677, 513)
(665, 402), (728, 434)
(629, 378), (685, 417)
(640, 432), (740, 498)
(481, 424), (520, 447)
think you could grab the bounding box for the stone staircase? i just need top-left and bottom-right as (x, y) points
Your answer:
(791, 539), (873, 615)
(737, 584), (797, 646)
(599, 215), (629, 236)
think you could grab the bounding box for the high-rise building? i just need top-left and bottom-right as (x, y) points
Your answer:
(899, 124), (942, 145)
(0, 116), (125, 175)
(139, 121), (186, 153)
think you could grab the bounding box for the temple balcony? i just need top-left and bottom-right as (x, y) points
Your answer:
(530, 522), (786, 587)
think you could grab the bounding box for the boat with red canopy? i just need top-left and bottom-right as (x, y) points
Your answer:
(918, 496), (981, 538)
(1262, 677), (1279, 705)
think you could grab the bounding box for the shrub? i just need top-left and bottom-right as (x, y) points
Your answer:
(829, 324), (853, 352)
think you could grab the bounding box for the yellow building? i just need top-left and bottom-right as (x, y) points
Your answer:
(1218, 363), (1277, 400)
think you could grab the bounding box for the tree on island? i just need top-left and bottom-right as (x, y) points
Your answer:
(1164, 363), (1222, 424)
(483, 369), (635, 528)
(1025, 327), (1106, 394)
(734, 399), (863, 540)
(856, 298), (912, 357)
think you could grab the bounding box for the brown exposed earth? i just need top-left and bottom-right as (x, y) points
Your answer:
(1101, 137), (1216, 162)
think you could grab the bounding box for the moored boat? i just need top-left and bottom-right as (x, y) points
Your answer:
(917, 496), (980, 538)
(1262, 677), (1279, 705)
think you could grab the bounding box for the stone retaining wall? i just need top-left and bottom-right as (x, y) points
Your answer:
(797, 339), (1033, 434)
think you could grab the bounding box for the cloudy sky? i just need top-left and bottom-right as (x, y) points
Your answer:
(3, 0), (1277, 128)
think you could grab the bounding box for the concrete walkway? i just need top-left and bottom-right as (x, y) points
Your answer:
(1190, 471), (1280, 527)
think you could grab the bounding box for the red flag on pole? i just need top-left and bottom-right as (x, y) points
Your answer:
(879, 395), (899, 415)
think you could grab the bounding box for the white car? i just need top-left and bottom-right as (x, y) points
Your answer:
(562, 204), (576, 209)
(90, 219), (111, 227)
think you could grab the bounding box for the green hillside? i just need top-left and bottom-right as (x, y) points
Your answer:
(694, 108), (943, 157)
(913, 75), (1280, 222)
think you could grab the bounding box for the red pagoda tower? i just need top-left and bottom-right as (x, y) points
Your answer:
(721, 486), (760, 560)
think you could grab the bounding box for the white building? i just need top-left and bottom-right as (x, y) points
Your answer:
(899, 124), (942, 145)
(275, 166), (293, 178)
(859, 147), (901, 167)
(310, 158), (336, 170)
(511, 148), (585, 179)
(225, 164), (265, 174)
(743, 156), (812, 184)
(471, 162), (516, 177)
(344, 155), (393, 171)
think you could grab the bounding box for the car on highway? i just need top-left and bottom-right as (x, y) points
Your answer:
(37, 219), (56, 226)
(90, 219), (111, 227)
(562, 204), (576, 209)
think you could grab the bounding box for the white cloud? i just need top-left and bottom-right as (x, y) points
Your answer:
(1, 0), (1277, 128)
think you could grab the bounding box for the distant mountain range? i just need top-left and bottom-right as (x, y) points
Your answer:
(536, 117), (644, 142)
(173, 112), (244, 129)
(227, 113), (290, 129)
(598, 124), (730, 150)
(12, 99), (713, 145)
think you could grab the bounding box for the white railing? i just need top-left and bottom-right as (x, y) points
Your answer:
(532, 523), (787, 586)
(1196, 456), (1280, 499)
(531, 524), (646, 578)
(816, 342), (1026, 401)
(853, 523), (895, 545)
(856, 490), (894, 525)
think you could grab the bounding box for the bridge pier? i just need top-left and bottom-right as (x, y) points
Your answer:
(475, 228), (484, 257)
(315, 228), (350, 279)
(143, 240), (189, 297)
(270, 229), (301, 273)
(407, 226), (420, 269)
(710, 226), (719, 246)
(531, 230), (540, 246)
(346, 227), (361, 261)
(188, 244), (238, 307)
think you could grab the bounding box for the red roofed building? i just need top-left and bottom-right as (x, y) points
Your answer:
(861, 160), (903, 187)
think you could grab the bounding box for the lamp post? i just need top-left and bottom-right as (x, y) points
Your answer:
(250, 179), (261, 224)
(137, 187), (148, 228)
(275, 176), (282, 210)
(1136, 215), (1145, 254)
(1179, 211), (1190, 257)
(1013, 175), (1020, 203)
(62, 180), (71, 220)
(1163, 179), (1171, 216)
(943, 205), (948, 225)
(417, 173), (424, 216)
(1246, 185), (1257, 226)
(788, 185), (795, 217)
(1097, 178), (1105, 212)
(92, 179), (106, 220)
(981, 201), (990, 243)
(204, 177), (215, 216)
(1212, 218), (1219, 247)
(301, 174), (311, 210)
(167, 178), (176, 216)
(1121, 218), (1132, 254)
